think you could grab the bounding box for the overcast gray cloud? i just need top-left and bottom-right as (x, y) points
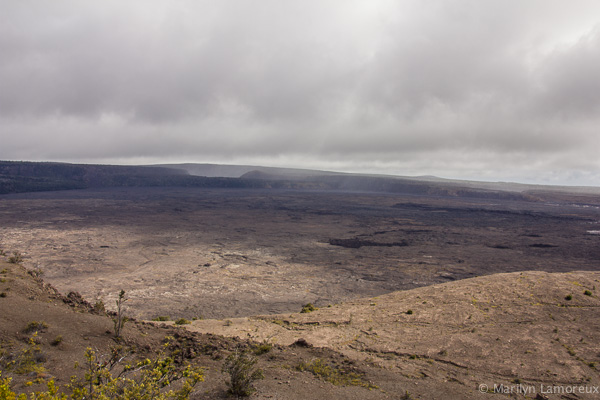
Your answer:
(1, 0), (600, 185)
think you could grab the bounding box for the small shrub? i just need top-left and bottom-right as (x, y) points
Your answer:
(112, 290), (127, 339)
(8, 252), (23, 264)
(93, 300), (106, 313)
(69, 347), (204, 400)
(406, 309), (413, 315)
(222, 349), (264, 397)
(252, 341), (272, 355)
(0, 292), (6, 298)
(23, 321), (48, 334)
(27, 267), (44, 278)
(300, 303), (316, 313)
(152, 316), (170, 321)
(1, 346), (204, 399)
(296, 358), (377, 389)
(2, 333), (47, 375)
(175, 318), (191, 325)
(584, 290), (592, 296)
(565, 294), (573, 301)
(50, 335), (63, 346)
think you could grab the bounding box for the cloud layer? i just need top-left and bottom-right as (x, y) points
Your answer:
(1, 0), (600, 185)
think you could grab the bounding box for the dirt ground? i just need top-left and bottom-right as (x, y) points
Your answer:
(0, 260), (402, 400)
(2, 260), (600, 399)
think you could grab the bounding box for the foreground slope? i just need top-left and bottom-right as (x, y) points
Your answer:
(2, 254), (600, 399)
(0, 259), (419, 399)
(181, 270), (600, 399)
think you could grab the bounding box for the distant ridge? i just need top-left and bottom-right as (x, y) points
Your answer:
(155, 163), (345, 179)
(0, 160), (257, 194)
(158, 163), (600, 195)
(2, 160), (599, 202)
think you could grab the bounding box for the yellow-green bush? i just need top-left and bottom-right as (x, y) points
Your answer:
(0, 347), (203, 400)
(296, 359), (377, 389)
(1, 333), (47, 376)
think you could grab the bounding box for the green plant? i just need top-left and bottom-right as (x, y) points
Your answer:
(93, 300), (106, 314)
(565, 294), (573, 301)
(0, 346), (204, 400)
(0, 293), (6, 298)
(23, 321), (48, 334)
(112, 290), (127, 339)
(50, 336), (63, 346)
(406, 309), (413, 315)
(300, 303), (316, 313)
(174, 318), (190, 325)
(1, 373), (63, 399)
(222, 349), (264, 396)
(252, 341), (272, 355)
(296, 358), (377, 389)
(1, 333), (47, 375)
(152, 316), (170, 322)
(584, 290), (592, 296)
(69, 347), (204, 400)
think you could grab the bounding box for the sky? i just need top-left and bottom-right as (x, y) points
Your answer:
(1, 1), (600, 186)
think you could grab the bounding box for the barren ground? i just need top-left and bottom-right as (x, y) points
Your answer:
(1, 187), (599, 320)
(2, 260), (600, 399)
(181, 270), (600, 399)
